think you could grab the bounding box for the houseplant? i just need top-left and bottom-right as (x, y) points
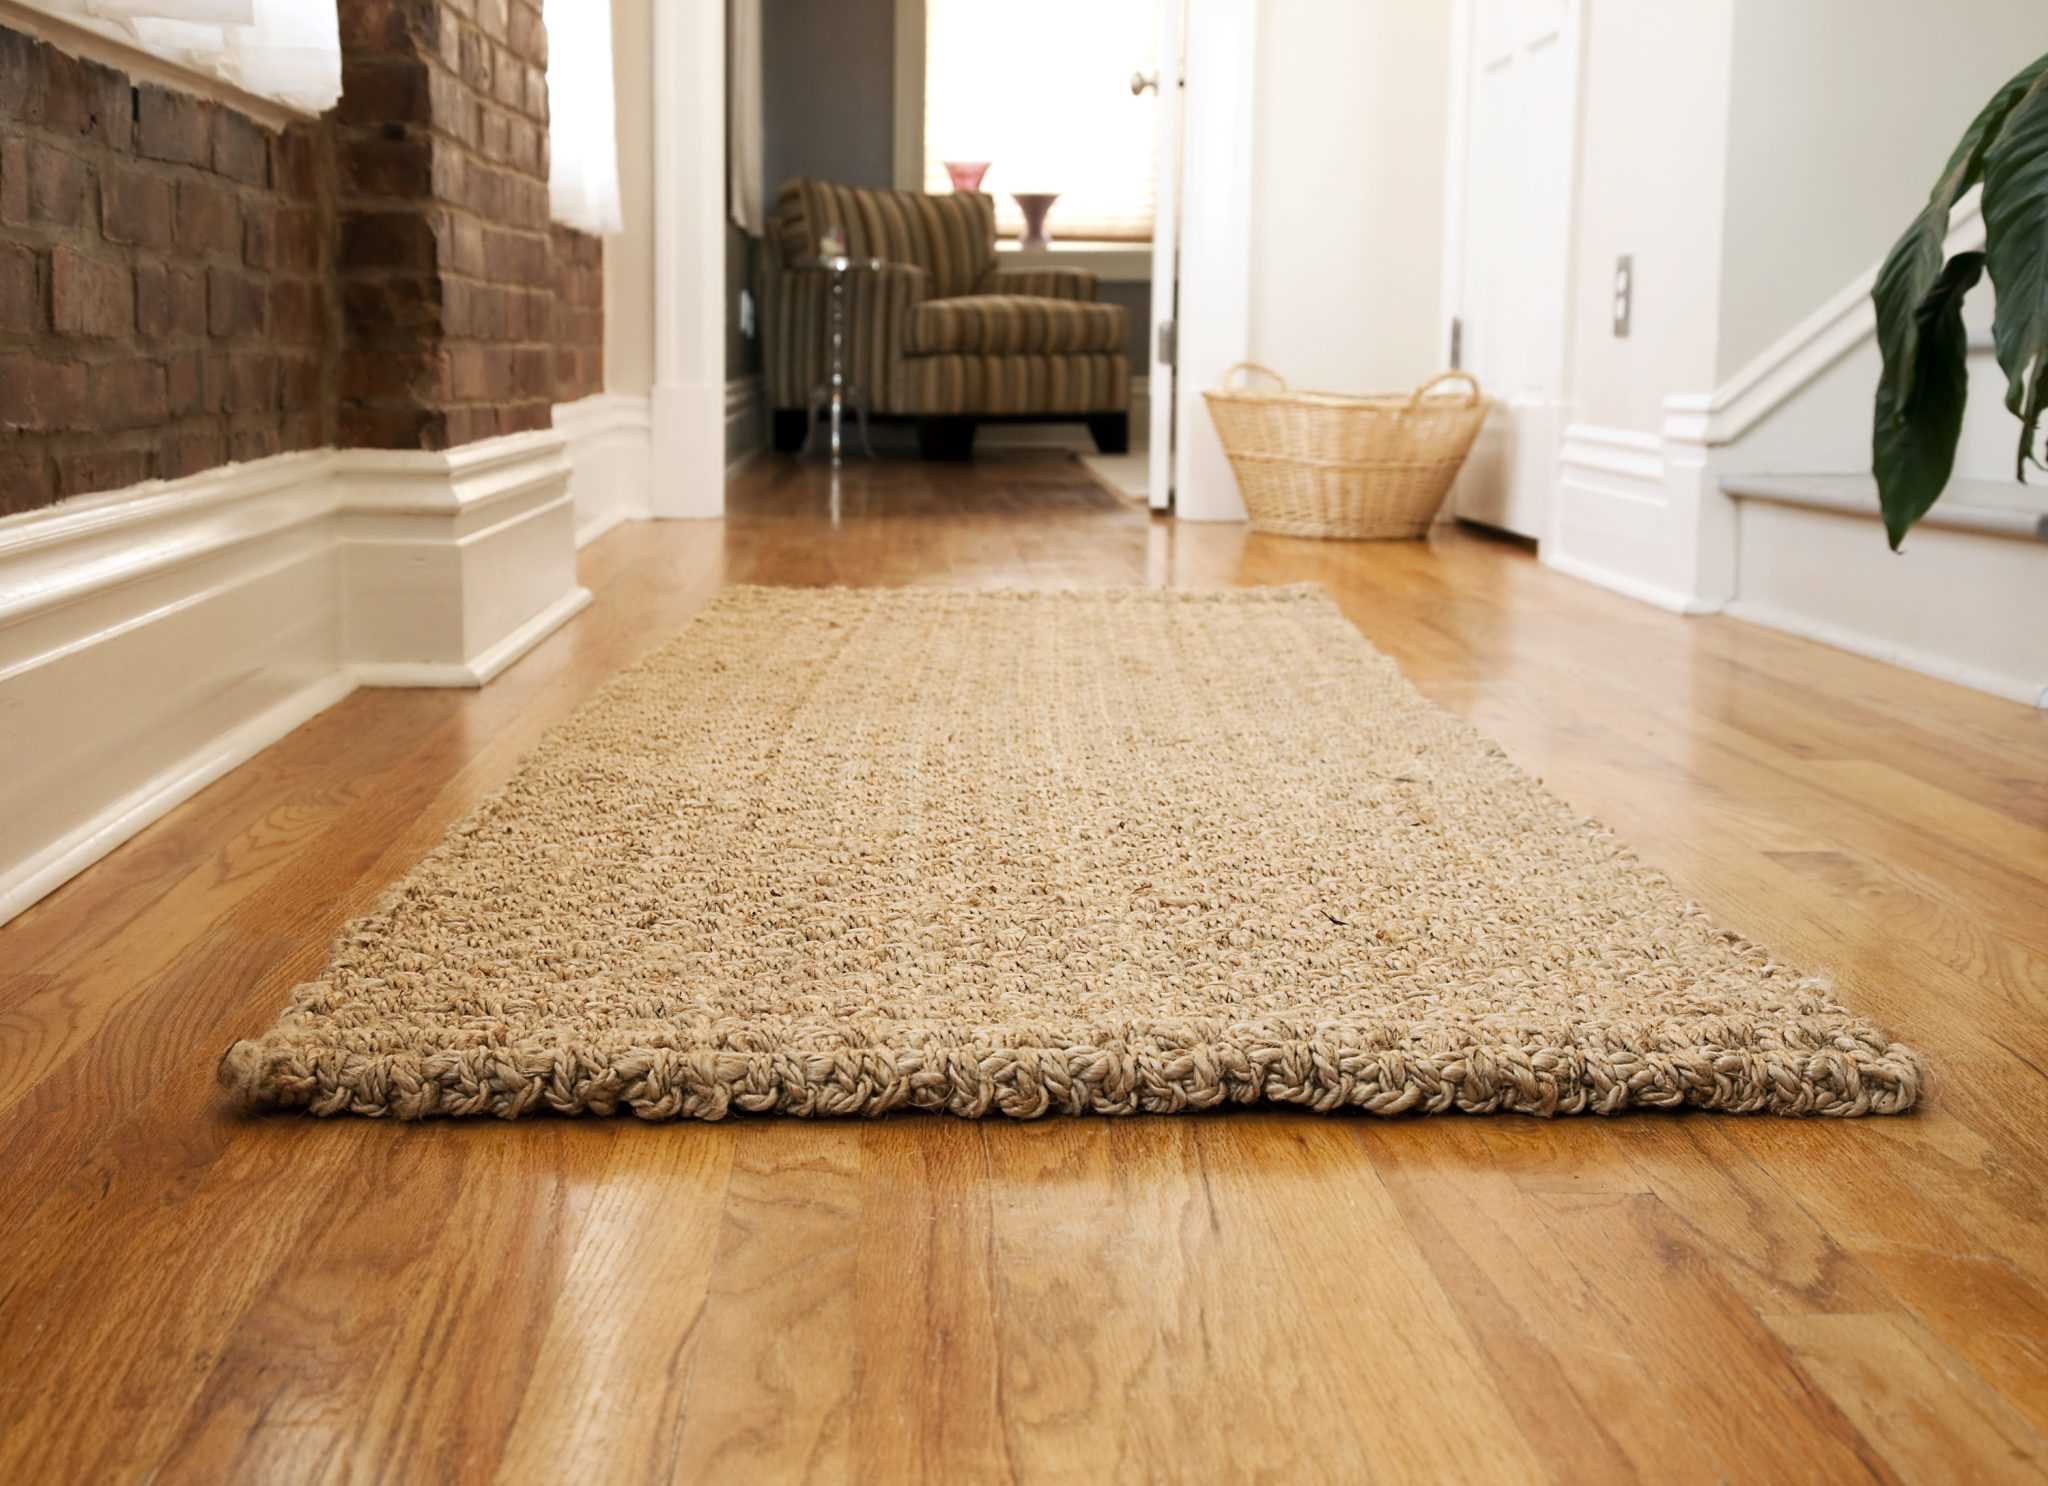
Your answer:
(1873, 54), (2048, 549)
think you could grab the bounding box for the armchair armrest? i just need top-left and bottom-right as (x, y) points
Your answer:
(762, 260), (932, 410)
(977, 265), (1102, 302)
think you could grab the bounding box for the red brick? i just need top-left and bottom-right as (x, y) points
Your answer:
(136, 85), (211, 167)
(0, 353), (89, 431)
(0, 446), (54, 516)
(343, 133), (435, 198)
(268, 278), (323, 341)
(211, 108), (269, 186)
(224, 350), (278, 412)
(274, 206), (323, 272)
(269, 127), (321, 197)
(336, 57), (433, 127)
(341, 210), (439, 270)
(56, 444), (153, 497)
(229, 422), (280, 462)
(135, 263), (208, 340)
(160, 426), (228, 480)
(339, 403), (447, 450)
(0, 243), (39, 334)
(50, 247), (132, 339)
(165, 350), (205, 415)
(175, 177), (240, 256)
(90, 358), (169, 428)
(100, 163), (175, 249)
(27, 142), (89, 226)
(0, 137), (27, 223)
(0, 28), (39, 125)
(207, 265), (268, 338)
(280, 353), (323, 410)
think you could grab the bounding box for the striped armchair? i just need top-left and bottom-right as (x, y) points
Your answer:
(763, 180), (1131, 459)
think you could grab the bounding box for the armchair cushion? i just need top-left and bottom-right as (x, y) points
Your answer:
(772, 179), (994, 299)
(905, 295), (1126, 356)
(977, 265), (1102, 301)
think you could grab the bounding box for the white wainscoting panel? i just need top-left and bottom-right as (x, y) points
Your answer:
(555, 392), (653, 547)
(0, 425), (600, 924)
(725, 375), (766, 474)
(0, 452), (347, 923)
(338, 429), (589, 687)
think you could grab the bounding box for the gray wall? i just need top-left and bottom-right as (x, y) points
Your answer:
(762, 0), (898, 202)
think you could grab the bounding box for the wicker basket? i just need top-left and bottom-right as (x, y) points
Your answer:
(1203, 365), (1490, 539)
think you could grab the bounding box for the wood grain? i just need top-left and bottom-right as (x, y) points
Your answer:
(1, 451), (2044, 1483)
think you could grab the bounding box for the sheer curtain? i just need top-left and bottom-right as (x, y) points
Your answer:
(923, 0), (1159, 241)
(727, 0), (764, 234)
(542, 0), (622, 235)
(21, 0), (341, 115)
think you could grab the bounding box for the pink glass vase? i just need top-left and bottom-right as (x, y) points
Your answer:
(943, 160), (991, 192)
(1012, 193), (1059, 251)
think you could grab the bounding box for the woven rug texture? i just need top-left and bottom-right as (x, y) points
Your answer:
(222, 586), (1923, 1120)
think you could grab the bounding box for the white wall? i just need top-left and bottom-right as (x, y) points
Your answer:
(1246, 0), (1452, 396)
(1567, 0), (1734, 435)
(1716, 0), (2044, 381)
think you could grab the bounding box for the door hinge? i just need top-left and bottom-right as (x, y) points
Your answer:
(1448, 315), (1463, 369)
(1156, 319), (1176, 368)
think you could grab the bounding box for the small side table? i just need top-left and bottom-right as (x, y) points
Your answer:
(793, 254), (888, 465)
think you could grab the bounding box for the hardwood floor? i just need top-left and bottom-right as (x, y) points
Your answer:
(2, 451), (2045, 1483)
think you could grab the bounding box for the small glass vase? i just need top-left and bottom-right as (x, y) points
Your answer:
(944, 160), (991, 192)
(1012, 193), (1059, 251)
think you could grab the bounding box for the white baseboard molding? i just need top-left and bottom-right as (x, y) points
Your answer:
(1543, 424), (1723, 614)
(0, 427), (596, 925)
(556, 392), (654, 547)
(1539, 548), (1717, 615)
(1727, 492), (2047, 708)
(726, 374), (766, 476)
(1727, 597), (2046, 709)
(0, 671), (355, 926)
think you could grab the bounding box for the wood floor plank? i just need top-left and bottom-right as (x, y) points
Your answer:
(0, 454), (2042, 1481)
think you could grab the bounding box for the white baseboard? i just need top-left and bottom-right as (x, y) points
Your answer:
(0, 427), (596, 925)
(555, 392), (653, 547)
(726, 374), (766, 476)
(1543, 424), (1733, 615)
(652, 379), (727, 518)
(0, 671), (355, 925)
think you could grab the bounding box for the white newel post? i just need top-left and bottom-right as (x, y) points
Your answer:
(651, 0), (728, 519)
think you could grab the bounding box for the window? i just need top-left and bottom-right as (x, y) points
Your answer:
(16, 1), (341, 115)
(922, 0), (1159, 243)
(542, 0), (622, 235)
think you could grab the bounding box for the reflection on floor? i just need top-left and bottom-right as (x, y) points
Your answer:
(3, 451), (2044, 1481)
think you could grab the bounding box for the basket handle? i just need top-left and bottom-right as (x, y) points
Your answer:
(1407, 370), (1482, 407)
(1221, 361), (1288, 392)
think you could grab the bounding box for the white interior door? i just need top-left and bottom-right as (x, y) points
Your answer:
(1145, 0), (1185, 511)
(1444, 0), (1578, 540)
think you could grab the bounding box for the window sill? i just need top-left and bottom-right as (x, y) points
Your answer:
(0, 0), (314, 128)
(996, 241), (1153, 284)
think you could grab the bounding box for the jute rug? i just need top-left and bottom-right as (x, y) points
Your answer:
(221, 586), (1923, 1120)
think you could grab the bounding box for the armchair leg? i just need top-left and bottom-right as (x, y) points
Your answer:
(1087, 413), (1130, 456)
(772, 408), (808, 454)
(918, 417), (978, 461)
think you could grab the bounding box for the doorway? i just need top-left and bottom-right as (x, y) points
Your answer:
(1440, 0), (1582, 542)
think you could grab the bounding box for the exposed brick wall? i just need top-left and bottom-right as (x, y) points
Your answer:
(551, 224), (601, 402)
(0, 29), (333, 515)
(1, 2), (603, 517)
(333, 0), (558, 449)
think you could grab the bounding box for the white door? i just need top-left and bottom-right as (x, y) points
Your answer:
(1443, 0), (1579, 540)
(1145, 0), (1185, 511)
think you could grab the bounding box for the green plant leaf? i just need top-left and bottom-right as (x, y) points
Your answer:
(1873, 55), (2046, 416)
(1982, 66), (2048, 477)
(1874, 251), (1984, 549)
